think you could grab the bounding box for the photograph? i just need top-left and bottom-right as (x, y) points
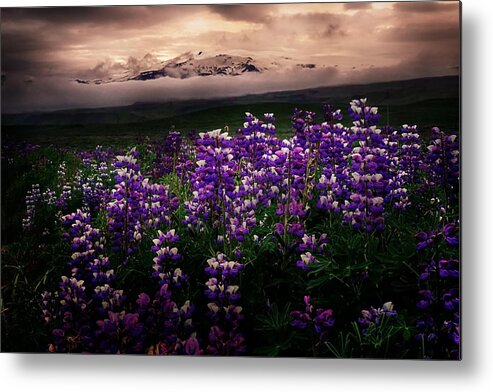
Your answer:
(1, 1), (460, 358)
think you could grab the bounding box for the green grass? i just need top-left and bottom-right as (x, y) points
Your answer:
(2, 98), (459, 149)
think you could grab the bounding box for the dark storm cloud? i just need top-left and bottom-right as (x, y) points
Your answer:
(380, 21), (459, 42)
(1, 27), (56, 54)
(322, 23), (347, 38)
(268, 12), (347, 40)
(1, 5), (197, 29)
(1, 6), (194, 77)
(343, 2), (373, 10)
(393, 1), (459, 13)
(347, 46), (459, 85)
(207, 4), (273, 23)
(1, 28), (69, 75)
(400, 48), (460, 75)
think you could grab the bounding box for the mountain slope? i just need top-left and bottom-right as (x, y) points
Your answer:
(77, 51), (267, 84)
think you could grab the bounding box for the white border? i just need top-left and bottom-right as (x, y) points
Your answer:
(2, 0), (492, 391)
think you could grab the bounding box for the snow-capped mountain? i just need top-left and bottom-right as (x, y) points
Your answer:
(76, 51), (318, 84)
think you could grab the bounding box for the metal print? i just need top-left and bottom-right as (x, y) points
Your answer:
(0, 1), (460, 358)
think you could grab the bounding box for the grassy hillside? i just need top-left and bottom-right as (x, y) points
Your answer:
(2, 98), (459, 148)
(2, 75), (460, 148)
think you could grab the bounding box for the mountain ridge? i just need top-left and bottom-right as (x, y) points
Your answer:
(76, 51), (269, 84)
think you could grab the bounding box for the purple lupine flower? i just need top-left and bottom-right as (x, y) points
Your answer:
(204, 253), (246, 355)
(415, 221), (460, 250)
(183, 333), (203, 355)
(290, 296), (335, 343)
(442, 223), (459, 246)
(358, 302), (397, 334)
(296, 252), (316, 271)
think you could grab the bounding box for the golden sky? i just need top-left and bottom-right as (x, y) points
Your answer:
(1, 2), (460, 112)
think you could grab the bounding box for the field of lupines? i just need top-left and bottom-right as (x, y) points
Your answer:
(0, 99), (460, 358)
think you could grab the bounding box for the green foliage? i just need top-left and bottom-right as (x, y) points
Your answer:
(325, 315), (414, 359)
(253, 302), (296, 356)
